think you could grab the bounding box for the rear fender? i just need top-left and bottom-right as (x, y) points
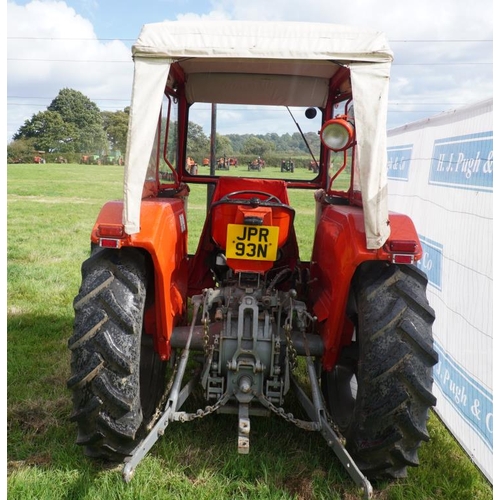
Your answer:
(310, 203), (421, 370)
(91, 199), (188, 361)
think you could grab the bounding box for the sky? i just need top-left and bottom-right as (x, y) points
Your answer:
(5, 0), (494, 144)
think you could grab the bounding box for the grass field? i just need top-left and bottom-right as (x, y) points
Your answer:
(7, 163), (493, 500)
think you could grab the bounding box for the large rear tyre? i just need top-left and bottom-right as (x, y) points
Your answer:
(322, 262), (438, 479)
(67, 248), (167, 462)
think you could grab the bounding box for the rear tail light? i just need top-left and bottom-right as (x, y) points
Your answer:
(97, 224), (124, 238)
(97, 224), (125, 249)
(387, 239), (418, 264)
(389, 240), (417, 253)
(99, 238), (122, 249)
(392, 254), (414, 264)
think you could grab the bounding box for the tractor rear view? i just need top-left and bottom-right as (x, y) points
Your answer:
(67, 21), (438, 498)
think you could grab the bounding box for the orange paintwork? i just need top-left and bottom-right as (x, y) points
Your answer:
(212, 205), (292, 249)
(211, 203), (293, 274)
(91, 199), (188, 360)
(91, 176), (421, 369)
(187, 177), (300, 295)
(209, 177), (295, 275)
(310, 203), (422, 369)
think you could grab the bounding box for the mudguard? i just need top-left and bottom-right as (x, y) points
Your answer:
(91, 199), (188, 360)
(310, 203), (422, 370)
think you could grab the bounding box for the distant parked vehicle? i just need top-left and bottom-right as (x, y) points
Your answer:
(281, 159), (294, 172)
(80, 154), (101, 165)
(248, 157), (264, 171)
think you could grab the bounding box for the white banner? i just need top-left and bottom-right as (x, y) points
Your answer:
(386, 99), (493, 482)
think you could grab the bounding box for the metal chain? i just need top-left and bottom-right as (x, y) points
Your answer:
(146, 354), (180, 432)
(283, 323), (298, 372)
(256, 393), (319, 431)
(148, 296), (206, 432)
(175, 391), (231, 422)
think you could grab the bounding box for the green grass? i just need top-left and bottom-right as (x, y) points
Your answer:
(7, 164), (492, 500)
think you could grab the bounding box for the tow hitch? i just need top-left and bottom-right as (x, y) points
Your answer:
(122, 292), (373, 499)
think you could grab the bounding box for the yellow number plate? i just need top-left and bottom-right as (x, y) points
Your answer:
(226, 224), (279, 261)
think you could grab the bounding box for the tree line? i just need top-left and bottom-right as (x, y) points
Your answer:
(8, 88), (321, 164)
(8, 88), (128, 164)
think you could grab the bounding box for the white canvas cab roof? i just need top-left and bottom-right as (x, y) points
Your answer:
(123, 20), (393, 249)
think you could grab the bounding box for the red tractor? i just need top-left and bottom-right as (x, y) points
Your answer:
(68, 21), (437, 498)
(33, 152), (45, 164)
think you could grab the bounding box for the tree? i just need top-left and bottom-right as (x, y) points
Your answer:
(13, 110), (77, 153)
(48, 88), (107, 153)
(7, 137), (36, 163)
(13, 88), (107, 154)
(186, 121), (209, 160)
(303, 131), (321, 156)
(275, 132), (292, 152)
(225, 134), (247, 153)
(216, 134), (234, 157)
(102, 108), (129, 154)
(242, 136), (275, 157)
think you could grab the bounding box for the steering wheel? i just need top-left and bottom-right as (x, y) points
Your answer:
(218, 190), (282, 205)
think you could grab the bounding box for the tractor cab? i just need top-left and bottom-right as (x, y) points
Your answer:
(122, 21), (393, 251)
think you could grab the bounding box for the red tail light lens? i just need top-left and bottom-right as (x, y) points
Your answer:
(389, 240), (417, 253)
(393, 254), (414, 264)
(97, 224), (124, 238)
(387, 239), (418, 264)
(99, 238), (121, 249)
(97, 224), (125, 249)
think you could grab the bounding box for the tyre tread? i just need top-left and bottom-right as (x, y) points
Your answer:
(323, 262), (438, 479)
(68, 248), (148, 460)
